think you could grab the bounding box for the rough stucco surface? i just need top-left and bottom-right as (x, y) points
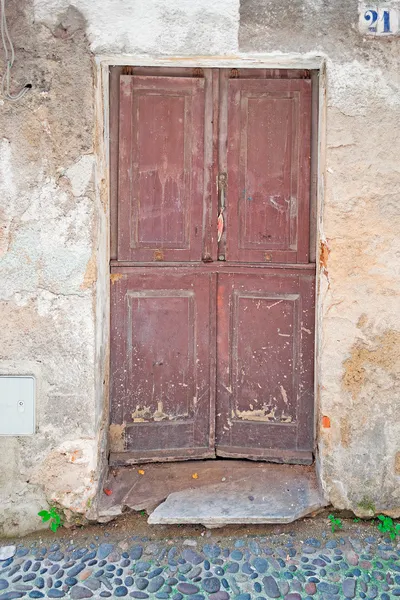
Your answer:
(33, 0), (240, 55)
(240, 0), (400, 516)
(0, 1), (105, 536)
(1, 0), (400, 535)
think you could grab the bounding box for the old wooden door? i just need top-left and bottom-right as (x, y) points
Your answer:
(110, 67), (315, 466)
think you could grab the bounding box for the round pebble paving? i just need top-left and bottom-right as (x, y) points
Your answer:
(0, 526), (400, 600)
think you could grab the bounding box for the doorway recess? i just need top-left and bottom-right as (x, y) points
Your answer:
(106, 65), (322, 524)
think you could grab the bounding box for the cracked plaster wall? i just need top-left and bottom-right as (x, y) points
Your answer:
(0, 1), (105, 536)
(1, 0), (399, 535)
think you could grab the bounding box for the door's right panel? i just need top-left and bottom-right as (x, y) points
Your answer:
(225, 78), (312, 264)
(216, 269), (315, 463)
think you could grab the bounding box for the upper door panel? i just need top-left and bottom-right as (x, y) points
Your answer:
(223, 77), (312, 264)
(117, 73), (215, 262)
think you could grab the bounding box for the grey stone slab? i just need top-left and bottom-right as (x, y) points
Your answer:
(148, 464), (327, 527)
(99, 460), (264, 517)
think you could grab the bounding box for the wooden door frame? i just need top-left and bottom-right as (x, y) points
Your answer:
(94, 54), (327, 473)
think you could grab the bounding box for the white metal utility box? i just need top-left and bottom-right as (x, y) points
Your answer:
(0, 376), (35, 435)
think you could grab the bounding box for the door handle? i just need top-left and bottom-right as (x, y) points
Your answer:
(218, 173), (227, 246)
(217, 211), (224, 243)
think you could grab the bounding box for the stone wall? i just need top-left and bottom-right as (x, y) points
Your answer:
(0, 2), (104, 536)
(0, 0), (399, 535)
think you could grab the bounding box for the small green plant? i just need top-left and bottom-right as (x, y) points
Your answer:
(376, 515), (400, 540)
(353, 518), (361, 522)
(38, 507), (63, 532)
(328, 514), (343, 533)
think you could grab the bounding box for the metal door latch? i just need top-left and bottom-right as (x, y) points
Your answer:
(217, 173), (227, 244)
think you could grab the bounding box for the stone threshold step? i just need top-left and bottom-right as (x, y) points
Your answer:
(99, 460), (327, 528)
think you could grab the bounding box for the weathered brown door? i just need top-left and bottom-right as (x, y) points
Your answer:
(110, 67), (315, 465)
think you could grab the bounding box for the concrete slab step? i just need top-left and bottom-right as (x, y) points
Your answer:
(147, 462), (327, 528)
(98, 460), (327, 527)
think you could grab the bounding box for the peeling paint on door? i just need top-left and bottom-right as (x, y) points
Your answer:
(110, 68), (315, 465)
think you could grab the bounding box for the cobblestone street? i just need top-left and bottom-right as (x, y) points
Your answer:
(1, 514), (400, 600)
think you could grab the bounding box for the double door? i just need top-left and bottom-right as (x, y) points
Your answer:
(110, 67), (315, 465)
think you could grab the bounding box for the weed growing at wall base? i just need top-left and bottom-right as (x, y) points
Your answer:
(330, 513), (400, 540)
(328, 513), (343, 533)
(38, 506), (63, 532)
(376, 514), (400, 540)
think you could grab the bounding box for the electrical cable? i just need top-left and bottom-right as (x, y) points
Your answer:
(1, 0), (31, 101)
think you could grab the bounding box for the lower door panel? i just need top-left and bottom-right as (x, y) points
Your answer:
(110, 267), (216, 464)
(216, 269), (315, 464)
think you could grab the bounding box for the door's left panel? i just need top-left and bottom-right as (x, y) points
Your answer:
(110, 267), (216, 464)
(117, 71), (216, 263)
